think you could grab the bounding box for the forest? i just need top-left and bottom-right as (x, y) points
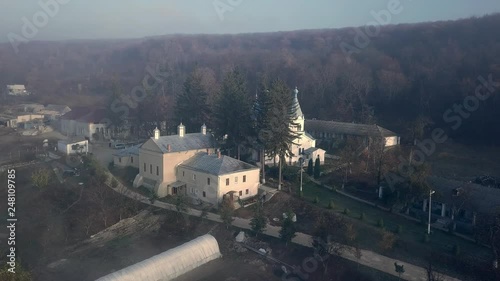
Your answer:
(1, 13), (500, 145)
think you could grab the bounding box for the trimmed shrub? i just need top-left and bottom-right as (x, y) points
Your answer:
(343, 208), (350, 215)
(453, 244), (460, 256)
(328, 200), (335, 209)
(377, 218), (384, 228)
(313, 196), (320, 204)
(359, 212), (365, 220)
(378, 231), (396, 252)
(395, 225), (403, 234)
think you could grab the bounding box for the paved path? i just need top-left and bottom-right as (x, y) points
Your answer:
(103, 171), (460, 281)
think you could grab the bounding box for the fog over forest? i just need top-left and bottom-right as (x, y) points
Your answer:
(1, 13), (500, 145)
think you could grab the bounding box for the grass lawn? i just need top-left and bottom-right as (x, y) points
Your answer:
(296, 178), (493, 277)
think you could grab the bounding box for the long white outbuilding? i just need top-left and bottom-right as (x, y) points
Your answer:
(95, 234), (222, 281)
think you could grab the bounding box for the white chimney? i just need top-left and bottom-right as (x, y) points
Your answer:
(154, 127), (160, 140)
(177, 123), (185, 137)
(201, 123), (207, 135)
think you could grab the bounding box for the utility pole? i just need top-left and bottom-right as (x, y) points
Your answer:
(299, 157), (303, 195)
(428, 190), (435, 235)
(261, 149), (265, 184)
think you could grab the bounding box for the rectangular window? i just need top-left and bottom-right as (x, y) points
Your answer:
(246, 189), (249, 195)
(150, 164), (152, 174)
(156, 166), (159, 176)
(193, 174), (196, 181)
(131, 156), (133, 163)
(203, 191), (206, 197)
(239, 190), (242, 196)
(143, 163), (146, 172)
(182, 171), (185, 177)
(226, 178), (229, 186)
(207, 178), (210, 185)
(243, 175), (246, 182)
(235, 177), (238, 184)
(118, 157), (121, 163)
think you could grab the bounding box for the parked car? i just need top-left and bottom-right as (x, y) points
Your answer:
(113, 143), (126, 149)
(63, 168), (80, 177)
(473, 175), (497, 188)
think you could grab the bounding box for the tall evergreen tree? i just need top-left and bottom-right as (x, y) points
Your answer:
(307, 158), (314, 176)
(279, 211), (297, 246)
(220, 197), (235, 229)
(212, 69), (252, 159)
(258, 79), (298, 190)
(314, 156), (321, 179)
(250, 203), (267, 237)
(175, 69), (210, 132)
(251, 77), (271, 183)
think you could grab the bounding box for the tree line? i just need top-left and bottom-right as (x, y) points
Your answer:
(2, 14), (500, 145)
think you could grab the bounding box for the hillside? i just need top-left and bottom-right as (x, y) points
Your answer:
(1, 14), (500, 144)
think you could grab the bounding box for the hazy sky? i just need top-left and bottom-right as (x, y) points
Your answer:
(1, 0), (500, 42)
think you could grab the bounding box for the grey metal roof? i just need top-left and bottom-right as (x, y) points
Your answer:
(305, 119), (398, 137)
(113, 144), (141, 157)
(0, 114), (14, 122)
(58, 136), (87, 144)
(304, 147), (323, 155)
(45, 104), (70, 113)
(304, 132), (315, 140)
(151, 133), (215, 153)
(428, 176), (500, 214)
(180, 152), (259, 176)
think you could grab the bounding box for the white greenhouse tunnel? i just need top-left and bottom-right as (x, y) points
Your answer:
(95, 234), (222, 281)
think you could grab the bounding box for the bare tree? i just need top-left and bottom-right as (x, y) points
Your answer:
(312, 213), (349, 275)
(31, 168), (51, 189)
(338, 136), (363, 188)
(354, 243), (363, 270)
(426, 261), (445, 281)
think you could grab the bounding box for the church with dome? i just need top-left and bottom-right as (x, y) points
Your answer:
(250, 87), (326, 166)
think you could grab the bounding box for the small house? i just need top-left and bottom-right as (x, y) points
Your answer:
(57, 138), (89, 155)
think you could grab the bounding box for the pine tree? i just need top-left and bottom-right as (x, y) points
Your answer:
(252, 77), (271, 183)
(307, 158), (314, 176)
(314, 156), (321, 179)
(219, 197), (235, 229)
(279, 211), (297, 246)
(250, 203), (267, 237)
(175, 69), (210, 132)
(212, 68), (253, 159)
(258, 79), (298, 190)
